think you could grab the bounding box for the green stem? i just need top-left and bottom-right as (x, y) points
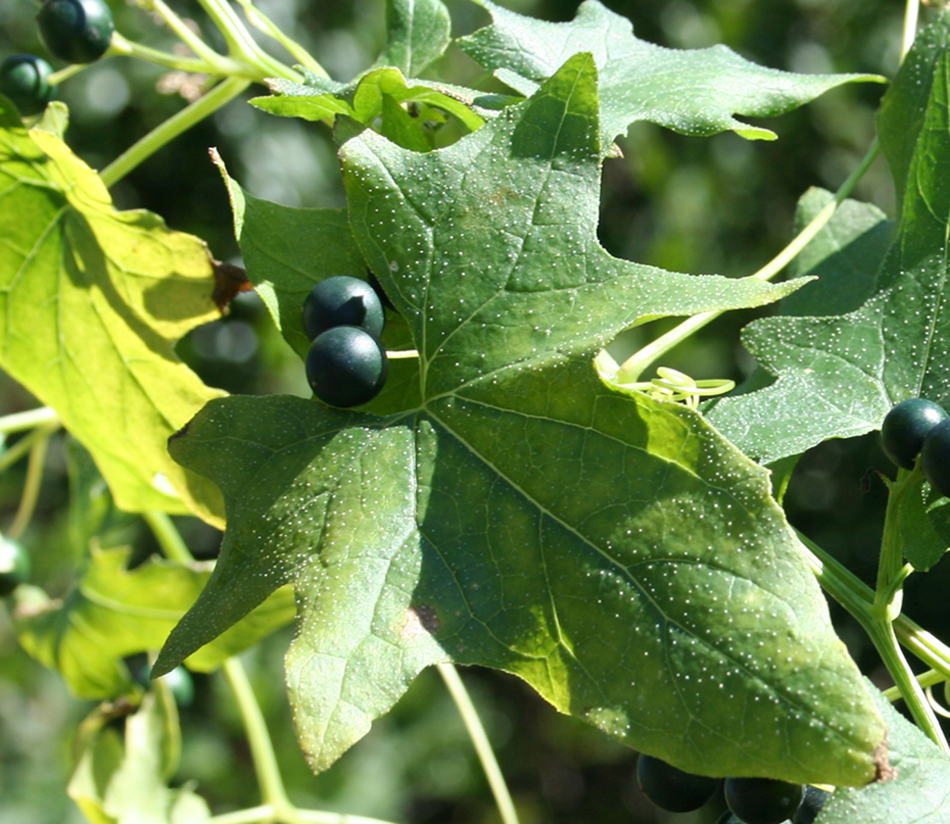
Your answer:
(868, 619), (949, 751)
(221, 658), (295, 818)
(100, 76), (251, 187)
(798, 531), (950, 749)
(883, 669), (947, 702)
(617, 137), (881, 383)
(142, 510), (193, 564)
(437, 663), (520, 824)
(47, 63), (89, 86)
(195, 0), (300, 81)
(142, 0), (227, 65)
(0, 407), (59, 435)
(109, 32), (228, 76)
(7, 428), (52, 541)
(800, 530), (950, 680)
(874, 470), (912, 618)
(901, 0), (920, 58)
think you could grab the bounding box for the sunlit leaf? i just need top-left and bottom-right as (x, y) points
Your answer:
(0, 102), (225, 524)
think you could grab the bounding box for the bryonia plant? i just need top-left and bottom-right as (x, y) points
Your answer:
(3, 0), (950, 822)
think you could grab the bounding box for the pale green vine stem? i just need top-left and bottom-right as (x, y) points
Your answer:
(7, 428), (52, 541)
(221, 658), (297, 820)
(0, 406), (59, 435)
(902, 0), (920, 59)
(108, 32), (226, 76)
(869, 619), (949, 751)
(195, 0), (301, 81)
(874, 471), (914, 618)
(138, 0), (227, 65)
(99, 76), (251, 187)
(799, 531), (950, 750)
(616, 137), (881, 383)
(142, 510), (193, 564)
(437, 663), (521, 824)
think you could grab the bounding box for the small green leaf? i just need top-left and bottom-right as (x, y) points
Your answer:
(68, 693), (210, 824)
(374, 0), (452, 77)
(0, 101), (225, 524)
(252, 68), (485, 148)
(707, 14), (950, 464)
(13, 547), (295, 699)
(458, 0), (883, 146)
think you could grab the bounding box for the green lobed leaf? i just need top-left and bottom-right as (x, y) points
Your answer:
(0, 101), (226, 524)
(13, 547), (296, 699)
(68, 692), (210, 824)
(158, 54), (885, 786)
(707, 13), (950, 465)
(374, 0), (452, 78)
(816, 684), (950, 823)
(457, 0), (883, 146)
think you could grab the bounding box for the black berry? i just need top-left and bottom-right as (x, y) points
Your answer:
(881, 398), (948, 470)
(302, 276), (385, 341)
(0, 55), (55, 116)
(306, 325), (389, 408)
(37, 0), (114, 64)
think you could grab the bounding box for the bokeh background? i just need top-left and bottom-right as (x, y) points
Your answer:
(0, 0), (941, 822)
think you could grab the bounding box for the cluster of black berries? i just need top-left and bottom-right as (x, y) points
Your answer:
(881, 398), (950, 494)
(636, 754), (830, 824)
(302, 276), (390, 408)
(1, 0), (114, 116)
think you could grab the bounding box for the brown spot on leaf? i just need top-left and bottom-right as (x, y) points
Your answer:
(401, 604), (440, 639)
(874, 738), (896, 782)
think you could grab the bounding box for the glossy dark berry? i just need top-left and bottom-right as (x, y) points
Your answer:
(636, 754), (721, 813)
(37, 0), (115, 65)
(301, 276), (385, 341)
(792, 785), (832, 824)
(306, 325), (389, 408)
(714, 813), (745, 824)
(0, 55), (54, 116)
(0, 537), (31, 597)
(921, 417), (950, 498)
(725, 778), (803, 824)
(881, 398), (948, 470)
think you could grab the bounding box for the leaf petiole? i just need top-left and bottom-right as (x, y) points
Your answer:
(99, 76), (251, 187)
(616, 137), (881, 383)
(437, 663), (520, 824)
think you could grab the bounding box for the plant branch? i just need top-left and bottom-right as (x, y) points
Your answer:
(222, 658), (295, 818)
(437, 663), (520, 824)
(142, 511), (193, 564)
(7, 428), (53, 541)
(0, 407), (59, 435)
(100, 76), (250, 187)
(616, 137), (881, 383)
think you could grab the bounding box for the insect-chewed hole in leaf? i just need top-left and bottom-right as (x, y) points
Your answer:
(400, 604), (441, 639)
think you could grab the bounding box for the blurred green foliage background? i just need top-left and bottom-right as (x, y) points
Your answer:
(0, 0), (944, 822)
